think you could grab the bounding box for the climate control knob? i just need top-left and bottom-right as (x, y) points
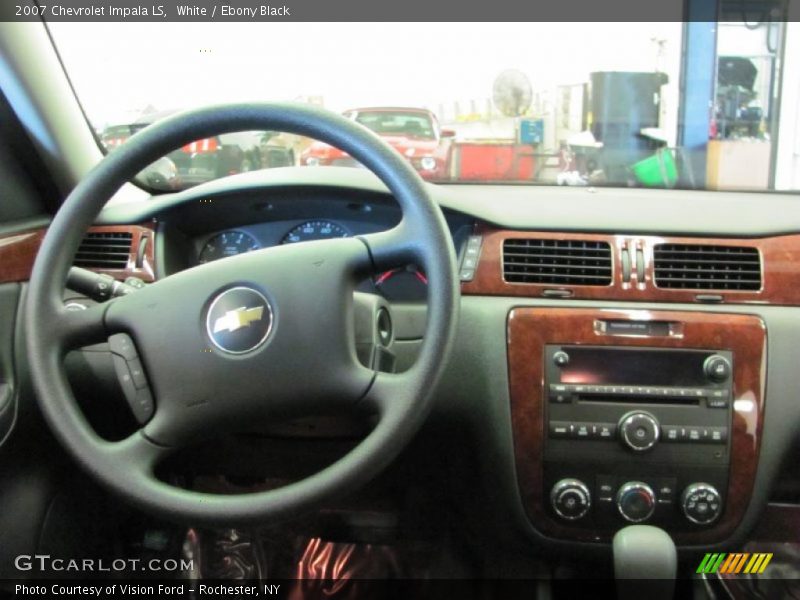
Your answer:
(550, 478), (591, 521)
(681, 483), (723, 525)
(618, 411), (660, 451)
(616, 481), (656, 523)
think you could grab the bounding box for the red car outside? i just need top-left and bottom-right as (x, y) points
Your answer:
(300, 107), (454, 180)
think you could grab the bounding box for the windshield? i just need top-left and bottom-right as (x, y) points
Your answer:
(48, 21), (798, 192)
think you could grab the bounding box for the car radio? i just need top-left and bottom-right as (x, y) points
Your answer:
(543, 345), (733, 529)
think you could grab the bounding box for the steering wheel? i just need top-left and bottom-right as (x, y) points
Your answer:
(24, 103), (459, 525)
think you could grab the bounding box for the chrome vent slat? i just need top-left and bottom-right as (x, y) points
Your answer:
(503, 239), (613, 286)
(653, 243), (761, 291)
(503, 251), (611, 259)
(74, 260), (129, 267)
(652, 247), (758, 256)
(77, 241), (133, 249)
(75, 254), (130, 261)
(504, 262), (611, 271)
(656, 267), (761, 274)
(75, 244), (132, 250)
(75, 249), (132, 256)
(652, 258), (759, 266)
(506, 274), (612, 283)
(74, 232), (133, 270)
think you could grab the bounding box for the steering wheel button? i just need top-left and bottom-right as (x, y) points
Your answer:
(111, 354), (153, 423)
(112, 355), (133, 387)
(127, 358), (148, 389)
(134, 388), (155, 423)
(108, 333), (139, 361)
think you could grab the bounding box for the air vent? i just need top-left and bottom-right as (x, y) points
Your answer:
(503, 239), (613, 286)
(653, 243), (761, 291)
(74, 231), (133, 270)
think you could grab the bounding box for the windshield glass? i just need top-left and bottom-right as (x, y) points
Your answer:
(48, 21), (797, 192)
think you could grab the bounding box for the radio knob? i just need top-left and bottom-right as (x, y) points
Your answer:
(550, 478), (591, 521)
(704, 355), (731, 382)
(553, 351), (570, 367)
(681, 483), (723, 525)
(618, 411), (660, 451)
(616, 481), (656, 523)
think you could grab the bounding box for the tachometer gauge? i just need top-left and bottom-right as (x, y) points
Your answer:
(281, 220), (350, 244)
(198, 230), (260, 263)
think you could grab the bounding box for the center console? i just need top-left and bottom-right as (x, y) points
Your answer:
(507, 308), (766, 544)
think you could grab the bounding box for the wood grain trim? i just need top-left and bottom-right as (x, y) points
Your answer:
(507, 308), (766, 544)
(0, 229), (45, 283)
(463, 226), (800, 306)
(86, 224), (157, 282)
(0, 223), (157, 284)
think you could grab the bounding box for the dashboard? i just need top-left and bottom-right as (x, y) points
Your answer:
(2, 167), (800, 556)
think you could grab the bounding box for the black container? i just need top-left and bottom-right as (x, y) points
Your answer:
(590, 71), (668, 183)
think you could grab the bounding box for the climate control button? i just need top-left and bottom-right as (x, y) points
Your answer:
(550, 478), (591, 521)
(616, 481), (656, 523)
(618, 411), (660, 451)
(682, 483), (723, 524)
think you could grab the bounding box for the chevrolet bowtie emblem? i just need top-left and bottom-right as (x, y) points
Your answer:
(212, 306), (265, 333)
(206, 287), (273, 354)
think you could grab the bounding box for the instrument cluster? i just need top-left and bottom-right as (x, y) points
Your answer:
(195, 219), (429, 302)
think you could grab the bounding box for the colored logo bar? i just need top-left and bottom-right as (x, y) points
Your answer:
(697, 553), (772, 575)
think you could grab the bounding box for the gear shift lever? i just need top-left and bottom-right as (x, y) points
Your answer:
(613, 525), (677, 600)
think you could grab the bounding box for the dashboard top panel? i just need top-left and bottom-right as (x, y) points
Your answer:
(97, 166), (800, 238)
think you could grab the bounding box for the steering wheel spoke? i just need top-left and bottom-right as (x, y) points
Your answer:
(107, 430), (170, 476)
(358, 371), (416, 415)
(55, 302), (109, 350)
(357, 224), (419, 273)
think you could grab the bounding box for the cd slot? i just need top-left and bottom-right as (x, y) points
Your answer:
(577, 393), (700, 406)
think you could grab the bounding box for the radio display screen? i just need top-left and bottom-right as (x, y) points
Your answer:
(556, 346), (712, 386)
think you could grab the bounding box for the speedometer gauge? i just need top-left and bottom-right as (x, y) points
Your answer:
(198, 230), (260, 263)
(281, 220), (350, 244)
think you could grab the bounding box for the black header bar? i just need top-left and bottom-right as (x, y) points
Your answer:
(1, 0), (798, 22)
